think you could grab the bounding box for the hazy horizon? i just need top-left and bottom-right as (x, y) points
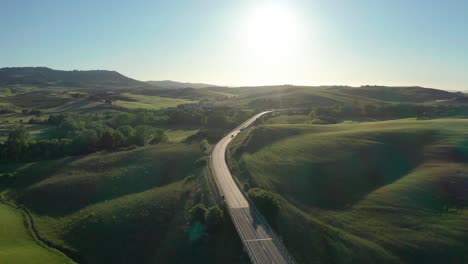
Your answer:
(1, 0), (467, 90)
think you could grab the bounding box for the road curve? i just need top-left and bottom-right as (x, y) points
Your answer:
(210, 111), (295, 264)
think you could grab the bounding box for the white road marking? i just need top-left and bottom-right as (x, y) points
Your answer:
(245, 238), (273, 242)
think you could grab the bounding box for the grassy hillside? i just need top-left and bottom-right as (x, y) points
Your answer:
(166, 129), (199, 143)
(138, 87), (236, 101)
(229, 119), (468, 263)
(3, 144), (245, 264)
(113, 93), (195, 110)
(0, 202), (74, 264)
(329, 86), (458, 103)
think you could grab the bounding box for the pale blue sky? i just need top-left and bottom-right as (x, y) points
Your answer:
(1, 0), (467, 90)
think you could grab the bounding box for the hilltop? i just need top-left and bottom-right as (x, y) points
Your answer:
(0, 67), (148, 89)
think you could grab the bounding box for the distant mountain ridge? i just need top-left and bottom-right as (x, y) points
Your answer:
(0, 67), (148, 88)
(147, 80), (217, 89)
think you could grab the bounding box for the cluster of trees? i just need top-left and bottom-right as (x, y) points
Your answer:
(27, 108), (251, 131)
(310, 103), (468, 123)
(1, 106), (252, 162)
(45, 112), (168, 146)
(0, 124), (167, 162)
(187, 204), (224, 233)
(167, 108), (251, 129)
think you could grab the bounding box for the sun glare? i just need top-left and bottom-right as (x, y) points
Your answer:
(235, 2), (307, 85)
(240, 2), (304, 63)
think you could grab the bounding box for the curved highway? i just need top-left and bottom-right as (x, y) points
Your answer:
(210, 111), (294, 264)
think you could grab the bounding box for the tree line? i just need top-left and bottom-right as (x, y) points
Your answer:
(27, 108), (251, 130)
(0, 124), (167, 162)
(0, 108), (252, 162)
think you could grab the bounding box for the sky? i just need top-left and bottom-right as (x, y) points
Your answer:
(1, 0), (467, 90)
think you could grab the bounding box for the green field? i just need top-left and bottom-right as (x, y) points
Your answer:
(166, 129), (199, 143)
(114, 93), (195, 110)
(0, 202), (74, 264)
(229, 118), (468, 263)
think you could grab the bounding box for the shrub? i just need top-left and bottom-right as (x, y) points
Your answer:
(248, 188), (280, 220)
(72, 129), (100, 154)
(193, 157), (207, 168)
(205, 206), (224, 232)
(99, 129), (124, 150)
(5, 126), (31, 161)
(187, 203), (207, 224)
(199, 139), (209, 153)
(117, 125), (136, 145)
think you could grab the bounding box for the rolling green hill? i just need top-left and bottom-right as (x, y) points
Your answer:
(112, 93), (196, 110)
(211, 85), (464, 110)
(329, 86), (458, 103)
(137, 87), (236, 101)
(229, 119), (468, 263)
(3, 144), (245, 264)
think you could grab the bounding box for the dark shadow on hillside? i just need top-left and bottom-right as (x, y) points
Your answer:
(12, 157), (80, 189)
(14, 146), (203, 216)
(285, 131), (437, 210)
(238, 130), (440, 211)
(436, 174), (468, 209)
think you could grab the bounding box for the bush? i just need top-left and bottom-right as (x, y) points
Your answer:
(205, 206), (224, 232)
(72, 129), (99, 154)
(117, 125), (136, 145)
(193, 157), (207, 168)
(248, 188), (280, 220)
(199, 139), (209, 153)
(5, 126), (31, 161)
(98, 129), (124, 150)
(135, 125), (157, 146)
(135, 125), (168, 146)
(187, 203), (207, 224)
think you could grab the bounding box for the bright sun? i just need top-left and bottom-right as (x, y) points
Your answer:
(240, 2), (304, 63)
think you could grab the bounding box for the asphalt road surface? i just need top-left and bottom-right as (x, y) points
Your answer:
(210, 111), (294, 264)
